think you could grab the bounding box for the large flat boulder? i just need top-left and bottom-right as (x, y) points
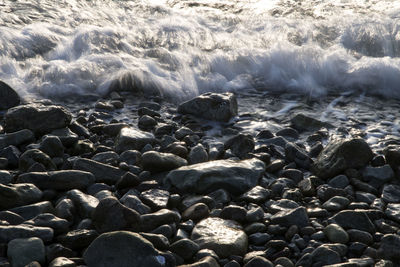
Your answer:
(312, 138), (373, 179)
(164, 158), (265, 195)
(177, 92), (238, 122)
(4, 104), (72, 135)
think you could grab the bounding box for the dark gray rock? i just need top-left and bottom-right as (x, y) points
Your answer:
(140, 189), (170, 211)
(285, 142), (312, 169)
(384, 146), (400, 169)
(5, 104), (72, 136)
(142, 151), (187, 173)
(191, 217), (248, 258)
(0, 224), (53, 243)
(17, 170), (95, 190)
(50, 127), (78, 147)
(0, 80), (20, 110)
(170, 238), (200, 261)
(140, 232), (170, 251)
(0, 183), (42, 210)
(120, 150), (141, 166)
(10, 201), (54, 220)
(0, 129), (34, 150)
(73, 158), (126, 184)
(115, 127), (156, 153)
(270, 207), (309, 228)
(310, 245), (341, 266)
(323, 224), (349, 244)
(120, 194), (151, 215)
(165, 158), (265, 195)
(382, 184), (400, 203)
(83, 231), (167, 267)
(220, 205), (247, 223)
(328, 175), (349, 189)
(24, 213), (69, 234)
(178, 92), (238, 122)
(188, 144), (208, 164)
(48, 257), (76, 267)
(347, 229), (373, 245)
(244, 256), (273, 267)
(91, 151), (119, 165)
(19, 149), (56, 172)
(378, 234), (400, 262)
(67, 189), (99, 218)
(290, 113), (332, 132)
(92, 197), (141, 233)
(224, 134), (255, 158)
(385, 203), (400, 223)
(7, 237), (45, 267)
(0, 145), (21, 167)
(0, 170), (12, 184)
(39, 135), (64, 158)
(239, 186), (271, 203)
(329, 210), (375, 233)
(363, 165), (394, 188)
(322, 196), (350, 211)
(182, 203), (210, 222)
(57, 229), (98, 250)
(312, 138), (373, 179)
(140, 209), (180, 232)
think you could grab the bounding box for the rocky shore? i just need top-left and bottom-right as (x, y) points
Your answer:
(0, 80), (400, 267)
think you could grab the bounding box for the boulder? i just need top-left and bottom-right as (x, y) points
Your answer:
(0, 80), (20, 110)
(165, 158), (265, 195)
(4, 104), (72, 135)
(312, 138), (373, 179)
(177, 92), (238, 122)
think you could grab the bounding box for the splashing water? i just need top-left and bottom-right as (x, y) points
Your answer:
(1, 0), (400, 101)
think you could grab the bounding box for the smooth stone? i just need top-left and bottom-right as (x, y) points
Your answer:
(347, 229), (373, 245)
(73, 158), (126, 184)
(381, 184), (400, 203)
(385, 203), (400, 223)
(310, 246), (341, 266)
(0, 211), (24, 225)
(224, 134), (255, 158)
(191, 217), (248, 258)
(220, 205), (247, 223)
(239, 186), (271, 203)
(0, 183), (42, 210)
(140, 232), (170, 251)
(24, 213), (69, 235)
(0, 80), (20, 110)
(384, 146), (400, 169)
(5, 104), (72, 136)
(19, 149), (56, 172)
(285, 142), (312, 169)
(322, 196), (350, 211)
(378, 234), (400, 262)
(139, 189), (170, 211)
(170, 238), (200, 261)
(45, 243), (75, 261)
(270, 207), (309, 228)
(182, 203), (210, 222)
(0, 145), (20, 168)
(328, 175), (349, 189)
(0, 170), (12, 184)
(39, 136), (64, 158)
(180, 256), (219, 267)
(66, 189), (99, 218)
(165, 158), (265, 195)
(178, 92), (238, 122)
(120, 195), (151, 215)
(140, 209), (180, 232)
(17, 170), (95, 190)
(329, 210), (375, 233)
(91, 151), (119, 165)
(57, 229), (98, 250)
(141, 151), (187, 173)
(7, 237), (45, 267)
(0, 225), (53, 243)
(119, 150), (141, 166)
(324, 224), (349, 244)
(363, 165), (394, 188)
(83, 231), (167, 267)
(188, 144), (208, 164)
(49, 257), (76, 267)
(115, 127), (156, 153)
(92, 197), (141, 233)
(243, 256), (273, 267)
(0, 129), (35, 150)
(290, 114), (332, 132)
(312, 138), (373, 179)
(10, 201), (54, 220)
(50, 128), (78, 147)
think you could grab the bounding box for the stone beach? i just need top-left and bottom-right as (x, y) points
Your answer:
(0, 83), (400, 267)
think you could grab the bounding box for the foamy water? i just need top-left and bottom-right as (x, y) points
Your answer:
(1, 0), (400, 101)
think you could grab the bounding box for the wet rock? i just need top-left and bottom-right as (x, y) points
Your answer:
(142, 151), (187, 173)
(165, 158), (265, 195)
(0, 225), (53, 243)
(170, 238), (200, 261)
(381, 184), (400, 203)
(120, 194), (151, 215)
(17, 170), (95, 191)
(182, 203), (210, 222)
(384, 145), (400, 169)
(140, 209), (180, 232)
(0, 183), (42, 210)
(191, 217), (248, 258)
(323, 224), (349, 244)
(115, 127), (156, 153)
(0, 170), (12, 184)
(178, 92), (238, 122)
(139, 189), (170, 211)
(140, 232), (170, 251)
(363, 165), (394, 188)
(5, 104), (72, 136)
(138, 115), (157, 130)
(188, 144), (208, 164)
(270, 207), (309, 228)
(310, 245), (341, 266)
(322, 196), (350, 212)
(39, 135), (64, 158)
(7, 237), (45, 267)
(0, 129), (35, 150)
(181, 256), (219, 267)
(290, 113), (332, 132)
(49, 257), (76, 267)
(50, 127), (78, 147)
(24, 213), (69, 234)
(83, 231), (167, 267)
(385, 203), (400, 223)
(0, 211), (24, 225)
(10, 201), (54, 220)
(73, 158), (126, 184)
(224, 134), (255, 158)
(19, 149), (56, 172)
(67, 189), (99, 218)
(239, 186), (271, 203)
(285, 143), (312, 169)
(92, 197), (141, 233)
(220, 205), (247, 223)
(91, 151), (119, 165)
(329, 210), (375, 233)
(119, 150), (141, 166)
(347, 229), (373, 245)
(312, 138), (373, 179)
(57, 229), (98, 250)
(0, 80), (20, 110)
(328, 175), (349, 189)
(244, 256), (273, 267)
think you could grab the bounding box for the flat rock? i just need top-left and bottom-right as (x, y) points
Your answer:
(270, 207), (309, 228)
(0, 129), (34, 150)
(191, 217), (248, 258)
(0, 80), (20, 110)
(329, 210), (375, 233)
(73, 158), (126, 184)
(83, 231), (167, 267)
(5, 104), (72, 135)
(0, 183), (42, 210)
(140, 189), (170, 210)
(142, 151), (187, 173)
(312, 138), (373, 179)
(7, 237), (45, 267)
(290, 113), (332, 132)
(10, 201), (54, 220)
(115, 127), (156, 153)
(165, 158), (265, 195)
(17, 170), (95, 190)
(0, 224), (53, 243)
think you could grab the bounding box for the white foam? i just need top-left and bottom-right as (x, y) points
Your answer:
(1, 0), (400, 101)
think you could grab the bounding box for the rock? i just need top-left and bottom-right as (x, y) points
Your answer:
(140, 189), (170, 211)
(239, 186), (271, 203)
(24, 213), (69, 234)
(140, 209), (180, 232)
(220, 205), (247, 223)
(73, 158), (126, 184)
(119, 150), (141, 166)
(170, 238), (200, 261)
(92, 197), (141, 233)
(347, 229), (373, 245)
(116, 172), (141, 190)
(244, 256), (273, 267)
(7, 237), (45, 267)
(385, 203), (400, 223)
(290, 113), (332, 132)
(50, 128), (78, 147)
(0, 129), (35, 150)
(312, 138), (373, 179)
(141, 151), (187, 173)
(382, 184), (400, 203)
(39, 136), (64, 158)
(49, 257), (76, 267)
(178, 92), (238, 122)
(83, 231), (168, 267)
(182, 203), (210, 222)
(0, 80), (20, 110)
(285, 142), (312, 169)
(57, 229), (98, 250)
(138, 115), (157, 130)
(323, 224), (349, 244)
(19, 149), (56, 172)
(363, 165), (394, 188)
(115, 127), (156, 153)
(120, 194), (151, 215)
(165, 158), (265, 195)
(0, 225), (53, 243)
(5, 104), (72, 136)
(310, 245), (341, 266)
(0, 170), (12, 184)
(180, 256), (219, 267)
(188, 144), (208, 164)
(0, 183), (42, 210)
(224, 134), (255, 158)
(17, 170), (95, 190)
(322, 196), (350, 211)
(0, 211), (24, 225)
(67, 189), (99, 218)
(378, 234), (400, 262)
(191, 217), (248, 258)
(328, 175), (349, 189)
(384, 146), (400, 169)
(329, 210), (375, 233)
(10, 201), (54, 220)
(91, 151), (119, 165)
(270, 207), (309, 228)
